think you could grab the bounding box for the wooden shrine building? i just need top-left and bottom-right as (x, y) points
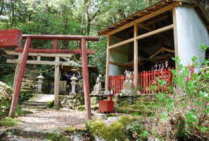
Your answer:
(99, 0), (209, 94)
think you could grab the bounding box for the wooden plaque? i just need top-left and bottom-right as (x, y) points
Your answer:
(0, 29), (22, 48)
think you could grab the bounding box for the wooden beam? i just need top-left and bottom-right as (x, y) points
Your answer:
(54, 56), (60, 109)
(149, 47), (174, 59)
(7, 59), (81, 66)
(9, 37), (31, 117)
(133, 23), (138, 87)
(104, 2), (181, 36)
(81, 38), (91, 120)
(105, 36), (110, 91)
(109, 61), (133, 67)
(109, 24), (173, 49)
(109, 38), (134, 49)
(15, 48), (95, 55)
(136, 24), (174, 40)
(23, 34), (99, 41)
(5, 50), (74, 58)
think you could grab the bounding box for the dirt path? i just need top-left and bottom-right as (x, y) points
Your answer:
(0, 94), (88, 140)
(17, 108), (86, 132)
(17, 94), (86, 132)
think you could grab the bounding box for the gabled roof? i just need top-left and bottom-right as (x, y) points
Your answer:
(98, 0), (209, 36)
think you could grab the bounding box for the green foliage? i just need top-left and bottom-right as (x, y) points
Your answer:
(86, 116), (138, 141)
(19, 92), (33, 104)
(0, 117), (19, 127)
(46, 133), (68, 141)
(126, 121), (149, 141)
(162, 56), (209, 139)
(47, 101), (54, 108)
(0, 0), (159, 75)
(0, 99), (10, 118)
(115, 52), (209, 140)
(116, 97), (156, 116)
(64, 126), (78, 133)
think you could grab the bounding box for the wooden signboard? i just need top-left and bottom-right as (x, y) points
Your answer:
(0, 29), (22, 48)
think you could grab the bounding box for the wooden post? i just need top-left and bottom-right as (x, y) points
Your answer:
(81, 38), (91, 120)
(133, 24), (139, 87)
(172, 8), (179, 58)
(105, 36), (110, 91)
(9, 37), (31, 117)
(54, 56), (60, 109)
(52, 40), (58, 49)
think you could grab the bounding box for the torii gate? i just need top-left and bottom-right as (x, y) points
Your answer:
(0, 29), (99, 119)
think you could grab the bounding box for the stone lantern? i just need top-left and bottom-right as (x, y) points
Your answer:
(70, 74), (78, 95)
(36, 73), (44, 93)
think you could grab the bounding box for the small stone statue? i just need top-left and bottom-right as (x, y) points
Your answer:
(120, 70), (135, 96)
(70, 74), (78, 95)
(91, 74), (103, 95)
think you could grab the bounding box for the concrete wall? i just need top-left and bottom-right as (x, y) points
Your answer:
(173, 6), (209, 66)
(109, 51), (128, 76)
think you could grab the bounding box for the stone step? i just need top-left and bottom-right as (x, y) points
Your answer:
(23, 101), (48, 107)
(0, 128), (56, 141)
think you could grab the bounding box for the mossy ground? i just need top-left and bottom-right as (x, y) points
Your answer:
(0, 117), (19, 127)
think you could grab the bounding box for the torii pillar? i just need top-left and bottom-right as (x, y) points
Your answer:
(81, 38), (91, 120)
(9, 37), (31, 117)
(0, 29), (27, 117)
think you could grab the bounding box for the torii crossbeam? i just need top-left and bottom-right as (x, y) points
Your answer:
(0, 29), (99, 120)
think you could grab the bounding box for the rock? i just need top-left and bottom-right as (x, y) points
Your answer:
(93, 113), (107, 120)
(0, 81), (12, 100)
(70, 133), (83, 141)
(0, 129), (5, 137)
(95, 136), (105, 141)
(60, 94), (84, 110)
(104, 117), (120, 125)
(148, 136), (160, 141)
(0, 82), (12, 115)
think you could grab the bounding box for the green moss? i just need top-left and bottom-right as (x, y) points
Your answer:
(86, 116), (137, 141)
(115, 97), (156, 116)
(64, 125), (87, 133)
(77, 105), (85, 111)
(46, 133), (68, 141)
(47, 101), (54, 108)
(0, 117), (19, 127)
(65, 126), (77, 132)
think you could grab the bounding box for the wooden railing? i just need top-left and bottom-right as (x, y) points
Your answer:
(109, 69), (172, 95)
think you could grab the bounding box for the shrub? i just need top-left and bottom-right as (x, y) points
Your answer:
(126, 121), (149, 140)
(86, 116), (146, 141)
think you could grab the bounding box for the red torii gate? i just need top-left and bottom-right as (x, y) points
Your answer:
(0, 29), (99, 119)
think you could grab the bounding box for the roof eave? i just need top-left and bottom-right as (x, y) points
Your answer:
(98, 0), (185, 36)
